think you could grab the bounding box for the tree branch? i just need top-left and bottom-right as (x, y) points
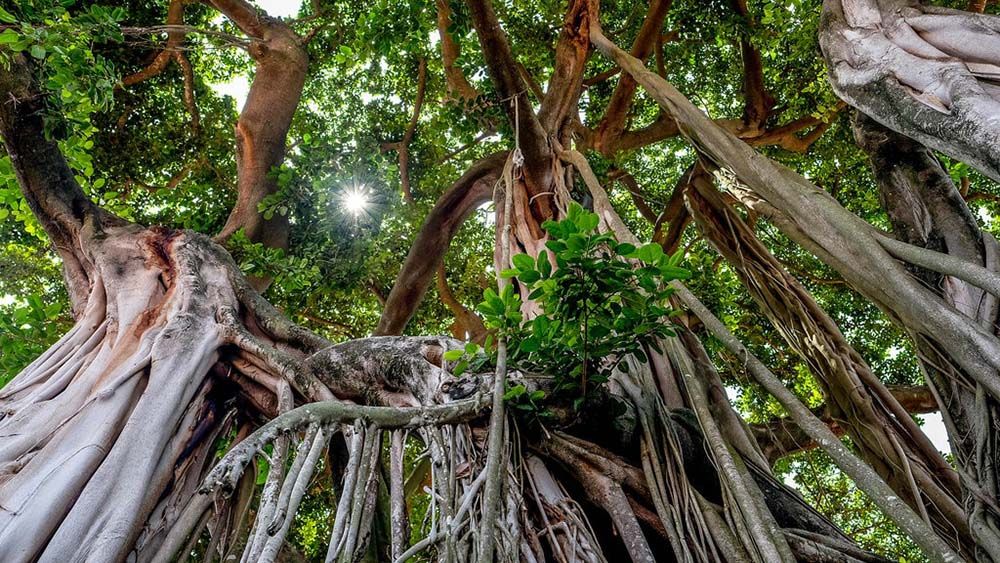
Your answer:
(203, 396), (490, 495)
(120, 0), (201, 133)
(394, 58), (427, 204)
(751, 385), (940, 462)
(375, 152), (506, 336)
(0, 55), (127, 315)
(730, 0), (773, 134)
(536, 0), (591, 139)
(465, 0), (553, 204)
(208, 0), (308, 252)
(592, 0), (672, 153)
(436, 0), (479, 101)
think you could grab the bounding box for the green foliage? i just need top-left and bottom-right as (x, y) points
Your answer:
(472, 203), (689, 411)
(0, 294), (69, 386)
(229, 230), (321, 294)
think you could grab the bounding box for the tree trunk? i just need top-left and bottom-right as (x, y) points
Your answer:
(685, 172), (969, 553)
(852, 111), (1000, 560)
(820, 0), (1000, 182)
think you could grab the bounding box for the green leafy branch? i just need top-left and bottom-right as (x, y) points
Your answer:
(449, 202), (690, 416)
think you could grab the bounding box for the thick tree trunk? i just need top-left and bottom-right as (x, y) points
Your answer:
(820, 0), (1000, 182)
(852, 112), (1000, 561)
(1, 226), (232, 561)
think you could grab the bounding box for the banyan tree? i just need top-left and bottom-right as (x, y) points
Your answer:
(3, 0), (1000, 561)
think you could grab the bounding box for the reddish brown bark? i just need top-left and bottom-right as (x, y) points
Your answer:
(592, 0), (672, 153)
(436, 0), (479, 101)
(375, 152), (506, 336)
(211, 0), (308, 252)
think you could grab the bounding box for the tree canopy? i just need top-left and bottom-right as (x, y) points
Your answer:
(3, 0), (1000, 561)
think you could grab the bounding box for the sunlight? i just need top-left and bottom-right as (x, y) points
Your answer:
(341, 186), (370, 217)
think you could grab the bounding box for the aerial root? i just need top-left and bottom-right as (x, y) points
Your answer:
(217, 306), (334, 402)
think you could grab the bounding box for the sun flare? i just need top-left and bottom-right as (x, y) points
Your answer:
(341, 186), (370, 216)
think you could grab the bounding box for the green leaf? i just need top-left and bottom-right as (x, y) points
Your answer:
(537, 254), (552, 277)
(443, 349), (464, 361)
(576, 211), (598, 233)
(29, 44), (46, 59)
(0, 7), (16, 24)
(520, 336), (540, 353)
(615, 242), (636, 255)
(566, 234), (586, 251)
(634, 242), (664, 263)
(545, 240), (567, 253)
(503, 384), (526, 400)
(511, 253), (535, 272)
(518, 270), (540, 283)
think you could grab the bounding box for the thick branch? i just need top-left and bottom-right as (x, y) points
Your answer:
(730, 0), (773, 134)
(465, 0), (553, 207)
(592, 0), (672, 154)
(436, 0), (479, 101)
(820, 1), (1000, 181)
(210, 0), (307, 251)
(375, 152), (506, 335)
(0, 55), (126, 315)
(536, 0), (591, 140)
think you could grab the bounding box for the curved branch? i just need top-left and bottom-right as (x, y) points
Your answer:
(436, 265), (488, 343)
(210, 0), (308, 252)
(203, 396), (490, 494)
(536, 0), (591, 139)
(121, 0), (187, 86)
(465, 0), (554, 205)
(436, 0), (479, 101)
(592, 0), (672, 153)
(877, 233), (1000, 300)
(389, 58), (427, 204)
(375, 151), (506, 336)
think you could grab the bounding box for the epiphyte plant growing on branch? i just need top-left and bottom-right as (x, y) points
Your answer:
(4, 0), (1000, 561)
(466, 201), (689, 412)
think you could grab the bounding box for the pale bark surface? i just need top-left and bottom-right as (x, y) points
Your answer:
(820, 0), (1000, 181)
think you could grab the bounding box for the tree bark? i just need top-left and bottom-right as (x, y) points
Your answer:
(685, 175), (968, 550)
(820, 0), (1000, 182)
(852, 111), (1000, 561)
(210, 0), (308, 252)
(375, 152), (505, 336)
(589, 14), (1000, 556)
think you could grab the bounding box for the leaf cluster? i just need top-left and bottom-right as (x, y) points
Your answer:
(455, 203), (690, 414)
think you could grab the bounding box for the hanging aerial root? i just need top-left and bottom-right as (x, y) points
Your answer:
(672, 282), (963, 562)
(203, 397), (490, 495)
